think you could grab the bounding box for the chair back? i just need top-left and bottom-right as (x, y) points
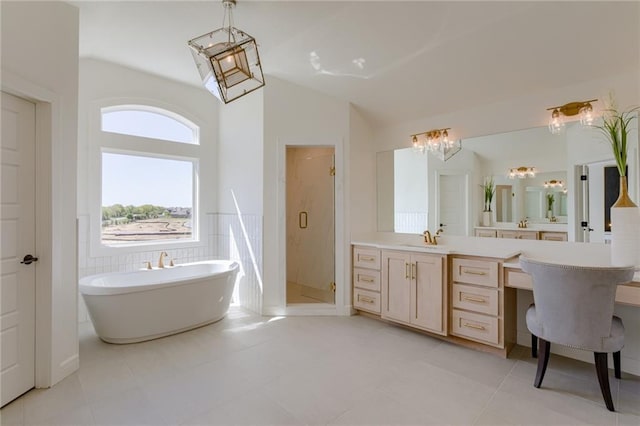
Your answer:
(519, 257), (634, 350)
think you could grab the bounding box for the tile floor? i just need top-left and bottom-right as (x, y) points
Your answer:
(1, 306), (639, 425)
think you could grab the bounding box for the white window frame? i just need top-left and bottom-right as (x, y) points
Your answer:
(89, 101), (207, 257)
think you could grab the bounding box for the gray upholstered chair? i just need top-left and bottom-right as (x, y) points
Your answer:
(519, 257), (635, 412)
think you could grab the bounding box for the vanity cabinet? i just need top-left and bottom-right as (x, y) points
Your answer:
(381, 250), (446, 335)
(496, 229), (538, 240)
(449, 257), (515, 349)
(352, 246), (381, 314)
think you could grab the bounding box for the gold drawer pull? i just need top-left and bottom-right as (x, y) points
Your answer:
(462, 295), (486, 303)
(464, 269), (487, 276)
(359, 276), (375, 283)
(359, 296), (375, 304)
(463, 322), (486, 331)
(359, 255), (375, 262)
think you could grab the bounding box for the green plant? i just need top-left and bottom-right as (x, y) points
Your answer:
(546, 193), (555, 211)
(594, 96), (639, 177)
(483, 176), (495, 212)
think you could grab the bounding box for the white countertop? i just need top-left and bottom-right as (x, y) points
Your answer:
(352, 233), (618, 267)
(475, 224), (568, 232)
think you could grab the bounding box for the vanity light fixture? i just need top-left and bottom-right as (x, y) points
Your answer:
(546, 99), (598, 134)
(188, 0), (265, 104)
(508, 166), (536, 179)
(544, 179), (564, 188)
(410, 128), (461, 161)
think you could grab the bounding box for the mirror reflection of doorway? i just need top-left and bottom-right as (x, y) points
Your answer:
(286, 147), (335, 304)
(437, 173), (468, 236)
(495, 185), (512, 223)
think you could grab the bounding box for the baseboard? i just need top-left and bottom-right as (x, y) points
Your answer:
(49, 353), (79, 387)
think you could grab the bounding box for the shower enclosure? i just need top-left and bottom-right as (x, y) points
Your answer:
(286, 147), (335, 304)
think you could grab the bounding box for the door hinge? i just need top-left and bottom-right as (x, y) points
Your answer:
(329, 166), (336, 176)
(330, 282), (336, 292)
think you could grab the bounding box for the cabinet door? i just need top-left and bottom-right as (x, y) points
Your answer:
(496, 230), (519, 239)
(518, 231), (538, 240)
(411, 254), (445, 334)
(382, 251), (411, 323)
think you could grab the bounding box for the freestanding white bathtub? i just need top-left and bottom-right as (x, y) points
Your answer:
(79, 260), (239, 343)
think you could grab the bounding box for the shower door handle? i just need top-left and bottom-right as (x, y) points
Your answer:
(299, 211), (308, 229)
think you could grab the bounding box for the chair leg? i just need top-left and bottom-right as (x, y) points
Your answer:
(613, 351), (621, 379)
(531, 334), (538, 358)
(534, 338), (550, 388)
(594, 352), (615, 412)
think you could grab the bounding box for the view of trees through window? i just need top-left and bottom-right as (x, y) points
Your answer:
(101, 152), (195, 244)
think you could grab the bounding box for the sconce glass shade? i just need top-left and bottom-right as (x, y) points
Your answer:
(188, 26), (265, 104)
(509, 166), (536, 179)
(410, 128), (460, 161)
(548, 109), (565, 134)
(579, 103), (594, 126)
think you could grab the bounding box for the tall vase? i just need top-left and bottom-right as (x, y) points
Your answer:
(482, 211), (492, 227)
(610, 176), (639, 267)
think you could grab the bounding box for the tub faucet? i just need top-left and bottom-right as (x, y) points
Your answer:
(158, 252), (168, 269)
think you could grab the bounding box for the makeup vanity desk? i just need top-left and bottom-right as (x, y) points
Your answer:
(351, 234), (640, 358)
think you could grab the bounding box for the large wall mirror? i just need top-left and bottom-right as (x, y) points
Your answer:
(376, 121), (637, 242)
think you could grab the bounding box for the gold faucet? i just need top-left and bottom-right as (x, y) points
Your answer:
(158, 251), (168, 269)
(423, 229), (444, 245)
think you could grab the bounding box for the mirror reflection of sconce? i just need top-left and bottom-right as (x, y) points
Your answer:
(547, 99), (598, 134)
(509, 166), (536, 179)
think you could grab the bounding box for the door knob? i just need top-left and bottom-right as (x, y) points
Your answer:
(20, 254), (38, 265)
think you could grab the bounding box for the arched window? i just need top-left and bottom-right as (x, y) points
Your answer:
(101, 105), (199, 145)
(98, 105), (201, 247)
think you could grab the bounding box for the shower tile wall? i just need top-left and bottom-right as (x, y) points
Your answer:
(77, 213), (263, 322)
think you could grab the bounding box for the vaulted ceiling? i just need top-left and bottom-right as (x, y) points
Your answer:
(73, 1), (639, 126)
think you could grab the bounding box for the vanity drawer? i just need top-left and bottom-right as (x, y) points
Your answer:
(353, 247), (381, 270)
(353, 268), (380, 292)
(451, 309), (499, 346)
(452, 283), (498, 316)
(504, 269), (532, 290)
(475, 229), (496, 238)
(540, 231), (568, 241)
(452, 258), (499, 288)
(354, 288), (381, 314)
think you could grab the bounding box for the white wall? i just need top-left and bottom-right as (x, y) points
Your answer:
(263, 77), (351, 315)
(349, 105), (376, 236)
(218, 89), (264, 313)
(1, 1), (79, 386)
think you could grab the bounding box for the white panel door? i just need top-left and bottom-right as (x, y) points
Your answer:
(438, 174), (467, 236)
(1, 92), (36, 407)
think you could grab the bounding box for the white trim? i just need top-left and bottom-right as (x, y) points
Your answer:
(273, 137), (349, 316)
(2, 71), (60, 388)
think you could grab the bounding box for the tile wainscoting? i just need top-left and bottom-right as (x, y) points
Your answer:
(77, 213), (263, 322)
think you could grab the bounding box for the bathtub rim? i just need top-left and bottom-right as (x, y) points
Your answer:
(79, 259), (239, 296)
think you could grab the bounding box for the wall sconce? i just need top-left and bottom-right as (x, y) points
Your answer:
(544, 179), (564, 188)
(546, 99), (597, 134)
(410, 128), (461, 161)
(508, 166), (536, 179)
(188, 0), (265, 104)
